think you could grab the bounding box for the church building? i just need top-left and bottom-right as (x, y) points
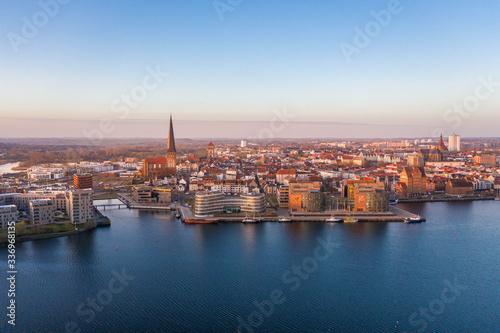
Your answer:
(142, 115), (177, 180)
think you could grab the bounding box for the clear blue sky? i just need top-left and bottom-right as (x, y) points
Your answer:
(1, 0), (499, 139)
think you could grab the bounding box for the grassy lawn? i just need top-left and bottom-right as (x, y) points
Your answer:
(93, 192), (119, 199)
(0, 220), (94, 242)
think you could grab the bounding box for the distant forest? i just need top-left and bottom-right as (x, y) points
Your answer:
(0, 139), (213, 167)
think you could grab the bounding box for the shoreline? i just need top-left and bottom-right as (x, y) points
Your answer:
(397, 197), (495, 203)
(0, 224), (99, 247)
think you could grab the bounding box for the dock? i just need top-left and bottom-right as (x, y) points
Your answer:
(99, 195), (424, 223)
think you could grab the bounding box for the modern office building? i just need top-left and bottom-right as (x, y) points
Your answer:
(278, 185), (289, 208)
(132, 186), (172, 205)
(354, 190), (389, 212)
(194, 192), (265, 216)
(74, 174), (93, 189)
(448, 134), (461, 152)
(301, 191), (324, 212)
(288, 181), (322, 212)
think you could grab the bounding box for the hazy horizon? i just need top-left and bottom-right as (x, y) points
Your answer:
(1, 1), (500, 138)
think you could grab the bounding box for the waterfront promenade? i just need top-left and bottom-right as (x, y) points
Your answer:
(111, 194), (422, 223)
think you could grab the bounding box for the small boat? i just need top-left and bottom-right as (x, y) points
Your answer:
(242, 217), (259, 223)
(325, 216), (342, 223)
(175, 210), (181, 219)
(389, 199), (398, 205)
(344, 218), (358, 223)
(404, 215), (423, 223)
(184, 218), (219, 224)
(279, 217), (292, 223)
(242, 214), (260, 223)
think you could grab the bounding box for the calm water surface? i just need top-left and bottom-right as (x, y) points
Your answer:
(0, 162), (20, 175)
(1, 200), (499, 332)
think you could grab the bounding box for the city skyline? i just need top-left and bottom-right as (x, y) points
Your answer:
(1, 1), (500, 138)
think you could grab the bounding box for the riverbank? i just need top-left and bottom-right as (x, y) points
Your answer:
(0, 221), (98, 247)
(176, 205), (422, 223)
(398, 196), (495, 203)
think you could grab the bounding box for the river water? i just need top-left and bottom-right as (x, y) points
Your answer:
(0, 162), (20, 175)
(0, 199), (498, 332)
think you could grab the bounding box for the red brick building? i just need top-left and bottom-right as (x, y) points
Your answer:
(143, 115), (177, 180)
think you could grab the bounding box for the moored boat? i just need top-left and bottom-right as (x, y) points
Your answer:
(242, 213), (260, 223)
(344, 218), (358, 223)
(279, 217), (292, 223)
(404, 216), (423, 223)
(325, 216), (342, 223)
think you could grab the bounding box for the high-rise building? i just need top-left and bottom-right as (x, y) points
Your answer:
(241, 140), (247, 148)
(448, 134), (461, 152)
(67, 189), (93, 224)
(74, 174), (93, 189)
(143, 114), (177, 180)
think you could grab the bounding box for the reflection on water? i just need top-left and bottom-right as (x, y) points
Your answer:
(1, 201), (498, 333)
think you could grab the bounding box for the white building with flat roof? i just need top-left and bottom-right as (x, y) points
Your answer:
(67, 189), (93, 224)
(448, 134), (461, 152)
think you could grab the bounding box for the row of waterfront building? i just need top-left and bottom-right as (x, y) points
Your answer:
(0, 189), (93, 229)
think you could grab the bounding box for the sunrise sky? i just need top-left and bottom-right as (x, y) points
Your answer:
(1, 0), (499, 139)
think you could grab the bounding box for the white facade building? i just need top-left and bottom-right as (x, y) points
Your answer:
(448, 134), (461, 152)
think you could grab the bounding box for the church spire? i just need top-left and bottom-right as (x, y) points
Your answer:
(167, 114), (176, 153)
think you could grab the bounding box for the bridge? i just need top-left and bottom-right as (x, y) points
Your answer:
(93, 203), (129, 210)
